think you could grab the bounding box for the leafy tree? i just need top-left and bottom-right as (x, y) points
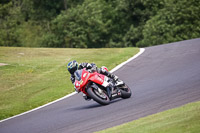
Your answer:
(0, 1), (22, 46)
(138, 0), (200, 47)
(51, 0), (118, 48)
(21, 0), (64, 22)
(121, 0), (165, 47)
(0, 0), (199, 48)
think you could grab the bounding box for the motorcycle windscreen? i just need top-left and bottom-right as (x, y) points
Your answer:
(74, 70), (82, 81)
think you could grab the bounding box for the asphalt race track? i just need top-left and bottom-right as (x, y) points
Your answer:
(1, 38), (200, 133)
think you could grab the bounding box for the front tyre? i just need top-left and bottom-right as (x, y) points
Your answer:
(87, 87), (110, 105)
(119, 84), (132, 99)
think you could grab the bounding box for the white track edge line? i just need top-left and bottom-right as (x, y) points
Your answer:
(110, 48), (145, 73)
(0, 92), (77, 123)
(0, 48), (145, 123)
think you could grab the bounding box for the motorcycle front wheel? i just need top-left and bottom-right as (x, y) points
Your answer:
(87, 87), (110, 105)
(119, 84), (132, 99)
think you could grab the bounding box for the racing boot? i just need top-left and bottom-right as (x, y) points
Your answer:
(110, 74), (124, 86)
(83, 93), (91, 101)
(99, 68), (124, 86)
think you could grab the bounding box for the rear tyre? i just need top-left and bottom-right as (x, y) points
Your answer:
(119, 84), (132, 99)
(87, 87), (110, 105)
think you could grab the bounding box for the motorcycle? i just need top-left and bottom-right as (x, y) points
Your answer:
(74, 67), (132, 105)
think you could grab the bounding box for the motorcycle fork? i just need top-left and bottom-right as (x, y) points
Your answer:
(106, 85), (121, 100)
(106, 87), (112, 99)
(110, 86), (122, 100)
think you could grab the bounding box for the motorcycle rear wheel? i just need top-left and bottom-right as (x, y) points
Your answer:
(87, 87), (110, 105)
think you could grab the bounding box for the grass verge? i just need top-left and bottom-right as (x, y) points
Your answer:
(0, 47), (139, 120)
(97, 101), (200, 133)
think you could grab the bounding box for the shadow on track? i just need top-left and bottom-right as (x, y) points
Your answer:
(66, 98), (123, 112)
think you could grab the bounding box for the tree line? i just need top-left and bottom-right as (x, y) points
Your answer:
(0, 0), (200, 48)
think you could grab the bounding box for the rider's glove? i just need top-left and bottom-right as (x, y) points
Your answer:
(88, 69), (92, 73)
(88, 67), (96, 73)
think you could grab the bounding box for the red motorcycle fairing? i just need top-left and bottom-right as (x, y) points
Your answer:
(74, 68), (131, 105)
(74, 68), (107, 95)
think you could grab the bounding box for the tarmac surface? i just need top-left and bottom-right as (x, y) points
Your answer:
(0, 38), (200, 133)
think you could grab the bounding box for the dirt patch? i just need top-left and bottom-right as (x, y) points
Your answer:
(18, 53), (25, 55)
(0, 63), (8, 66)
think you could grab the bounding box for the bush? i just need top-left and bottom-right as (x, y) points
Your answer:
(51, 0), (128, 48)
(0, 2), (22, 46)
(137, 0), (200, 47)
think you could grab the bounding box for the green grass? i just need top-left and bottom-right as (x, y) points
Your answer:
(97, 101), (200, 133)
(0, 47), (139, 120)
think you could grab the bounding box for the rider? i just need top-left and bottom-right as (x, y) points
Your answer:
(67, 60), (122, 100)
